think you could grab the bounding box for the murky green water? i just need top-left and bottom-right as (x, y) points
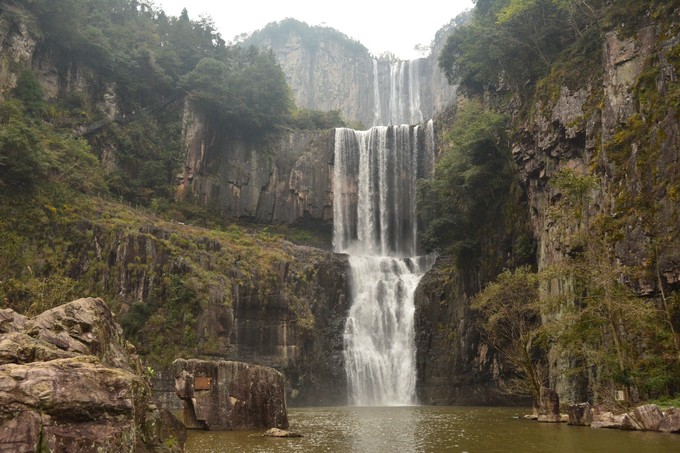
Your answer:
(185, 406), (680, 452)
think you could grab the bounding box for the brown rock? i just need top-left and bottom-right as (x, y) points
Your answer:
(26, 297), (140, 373)
(0, 298), (185, 452)
(537, 387), (561, 423)
(0, 411), (42, 453)
(568, 403), (592, 426)
(0, 332), (76, 365)
(174, 358), (288, 430)
(633, 404), (664, 431)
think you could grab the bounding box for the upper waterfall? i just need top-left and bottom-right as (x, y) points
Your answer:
(333, 122), (434, 256)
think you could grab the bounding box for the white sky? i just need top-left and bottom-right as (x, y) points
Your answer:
(153, 0), (474, 59)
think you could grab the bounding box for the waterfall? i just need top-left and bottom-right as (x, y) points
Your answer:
(371, 59), (424, 127)
(334, 122), (435, 405)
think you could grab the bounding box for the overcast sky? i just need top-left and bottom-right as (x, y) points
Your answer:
(154, 0), (474, 59)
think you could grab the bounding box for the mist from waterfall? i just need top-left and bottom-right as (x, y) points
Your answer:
(334, 123), (434, 406)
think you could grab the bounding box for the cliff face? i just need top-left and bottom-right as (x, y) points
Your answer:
(177, 103), (335, 228)
(246, 19), (456, 127)
(58, 218), (351, 407)
(512, 19), (679, 401)
(0, 4), (101, 103)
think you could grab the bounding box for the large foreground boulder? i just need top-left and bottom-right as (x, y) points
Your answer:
(174, 358), (288, 430)
(0, 298), (184, 452)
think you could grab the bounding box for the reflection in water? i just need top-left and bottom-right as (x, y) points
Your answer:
(185, 406), (680, 453)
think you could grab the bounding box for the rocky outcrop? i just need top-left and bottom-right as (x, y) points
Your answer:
(174, 359), (287, 430)
(567, 403), (680, 433)
(0, 298), (184, 452)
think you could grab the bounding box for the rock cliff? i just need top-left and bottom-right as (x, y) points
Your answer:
(177, 103), (335, 228)
(512, 18), (680, 401)
(52, 215), (351, 407)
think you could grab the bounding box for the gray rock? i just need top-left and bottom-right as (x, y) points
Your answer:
(591, 411), (625, 429)
(620, 414), (641, 431)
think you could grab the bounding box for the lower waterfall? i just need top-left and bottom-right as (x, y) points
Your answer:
(333, 123), (435, 405)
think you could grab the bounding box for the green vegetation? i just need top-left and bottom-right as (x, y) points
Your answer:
(472, 266), (545, 404)
(433, 0), (680, 405)
(0, 0), (341, 368)
(418, 99), (530, 269)
(244, 18), (368, 58)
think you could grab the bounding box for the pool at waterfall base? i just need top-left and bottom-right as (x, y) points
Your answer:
(184, 406), (680, 452)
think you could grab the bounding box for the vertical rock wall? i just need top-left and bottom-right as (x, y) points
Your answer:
(177, 102), (335, 228)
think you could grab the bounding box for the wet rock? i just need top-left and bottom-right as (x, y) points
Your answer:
(0, 298), (184, 452)
(568, 403), (592, 426)
(263, 427), (303, 438)
(633, 404), (664, 431)
(537, 387), (561, 423)
(174, 358), (288, 430)
(659, 407), (680, 433)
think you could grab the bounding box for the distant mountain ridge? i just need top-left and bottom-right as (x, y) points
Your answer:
(243, 18), (460, 127)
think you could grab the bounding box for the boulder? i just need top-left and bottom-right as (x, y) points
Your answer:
(659, 407), (680, 433)
(537, 387), (561, 423)
(174, 358), (288, 430)
(591, 411), (625, 429)
(0, 298), (184, 452)
(568, 403), (592, 426)
(633, 404), (664, 431)
(263, 427), (303, 438)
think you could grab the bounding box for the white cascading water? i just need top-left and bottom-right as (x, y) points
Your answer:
(334, 122), (435, 405)
(371, 59), (424, 127)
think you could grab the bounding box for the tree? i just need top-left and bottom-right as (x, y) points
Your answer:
(472, 266), (546, 406)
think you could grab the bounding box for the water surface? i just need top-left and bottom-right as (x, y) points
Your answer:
(185, 406), (680, 452)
